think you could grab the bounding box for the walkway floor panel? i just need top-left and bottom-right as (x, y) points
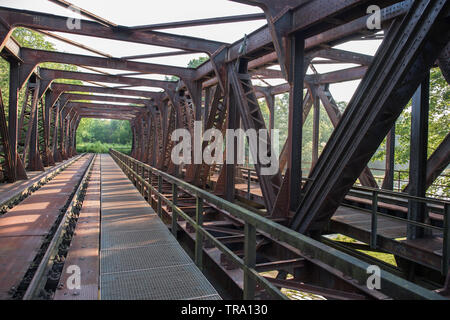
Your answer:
(100, 154), (220, 300)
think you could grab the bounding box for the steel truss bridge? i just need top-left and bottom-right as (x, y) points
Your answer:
(0, 0), (449, 300)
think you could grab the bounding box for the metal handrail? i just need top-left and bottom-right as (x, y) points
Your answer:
(110, 149), (446, 300)
(236, 162), (450, 275)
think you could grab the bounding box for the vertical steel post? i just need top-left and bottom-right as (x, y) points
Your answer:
(287, 33), (305, 211)
(225, 74), (238, 203)
(370, 190), (378, 249)
(312, 90), (320, 168)
(195, 196), (204, 270)
(247, 168), (251, 200)
(443, 203), (450, 275)
(171, 183), (178, 237)
(8, 60), (20, 181)
(157, 174), (162, 217)
(243, 222), (256, 300)
(382, 126), (396, 190)
(408, 74), (430, 239)
(148, 167), (152, 203)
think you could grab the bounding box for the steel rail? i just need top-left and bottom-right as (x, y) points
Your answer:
(22, 154), (96, 300)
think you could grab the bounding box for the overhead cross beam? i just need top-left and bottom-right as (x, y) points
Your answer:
(38, 68), (175, 98)
(0, 6), (226, 55)
(78, 113), (136, 120)
(51, 83), (163, 99)
(18, 48), (194, 88)
(196, 1), (411, 80)
(130, 13), (267, 31)
(59, 93), (149, 107)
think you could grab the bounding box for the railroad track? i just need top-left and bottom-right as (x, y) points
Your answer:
(22, 154), (97, 300)
(0, 155), (84, 215)
(0, 154), (97, 300)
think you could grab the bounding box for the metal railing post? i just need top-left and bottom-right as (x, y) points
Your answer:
(148, 167), (152, 203)
(247, 168), (251, 199)
(243, 222), (256, 300)
(370, 190), (378, 249)
(171, 183), (178, 237)
(443, 203), (450, 275)
(195, 196), (204, 270)
(157, 175), (163, 218)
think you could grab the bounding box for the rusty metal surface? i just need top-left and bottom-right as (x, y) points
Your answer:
(0, 0), (448, 298)
(0, 156), (81, 207)
(99, 154), (220, 300)
(0, 155), (91, 299)
(53, 156), (100, 300)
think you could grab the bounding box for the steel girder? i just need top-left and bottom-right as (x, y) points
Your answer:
(51, 83), (161, 100)
(59, 94), (148, 108)
(316, 86), (379, 188)
(0, 89), (13, 182)
(228, 59), (283, 213)
(38, 68), (176, 98)
(0, 7), (225, 55)
(18, 48), (195, 89)
(403, 133), (450, 194)
(290, 0), (449, 234)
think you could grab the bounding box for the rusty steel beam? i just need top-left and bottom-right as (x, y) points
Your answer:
(0, 89), (13, 182)
(130, 13), (267, 31)
(438, 42), (450, 83)
(48, 0), (117, 27)
(290, 0), (449, 234)
(314, 66), (368, 84)
(35, 29), (112, 58)
(18, 48), (194, 88)
(196, 1), (411, 80)
(0, 6), (225, 55)
(38, 68), (175, 98)
(51, 83), (162, 100)
(59, 93), (148, 107)
(315, 86), (378, 188)
(67, 102), (144, 113)
(403, 133), (450, 194)
(78, 113), (136, 120)
(314, 48), (374, 66)
(121, 51), (197, 60)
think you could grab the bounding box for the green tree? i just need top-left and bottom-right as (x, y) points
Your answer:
(187, 56), (209, 69)
(1, 27), (80, 118)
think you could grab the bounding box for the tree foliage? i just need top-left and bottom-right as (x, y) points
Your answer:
(373, 68), (449, 166)
(76, 118), (132, 145)
(1, 28), (80, 118)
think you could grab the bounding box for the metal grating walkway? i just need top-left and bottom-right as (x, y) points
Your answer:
(99, 154), (220, 300)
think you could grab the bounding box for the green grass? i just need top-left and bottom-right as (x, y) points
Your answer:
(333, 234), (397, 266)
(76, 142), (131, 154)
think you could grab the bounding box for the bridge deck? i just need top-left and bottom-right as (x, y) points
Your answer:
(99, 154), (220, 300)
